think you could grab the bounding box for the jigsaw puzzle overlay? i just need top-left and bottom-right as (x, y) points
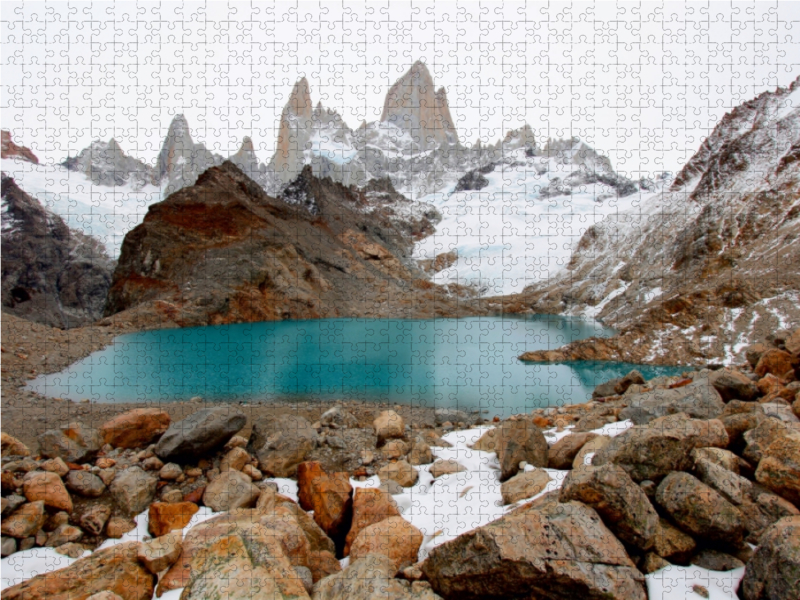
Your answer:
(2, 2), (800, 600)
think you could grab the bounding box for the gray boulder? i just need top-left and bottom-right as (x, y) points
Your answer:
(618, 379), (724, 425)
(495, 419), (548, 481)
(422, 500), (646, 600)
(155, 407), (246, 462)
(38, 422), (101, 464)
(110, 467), (157, 516)
(249, 414), (318, 478)
(560, 464), (658, 551)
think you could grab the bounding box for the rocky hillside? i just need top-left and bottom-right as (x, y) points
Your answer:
(512, 78), (800, 366)
(1, 130), (38, 164)
(104, 161), (481, 327)
(2, 326), (799, 599)
(1, 175), (114, 328)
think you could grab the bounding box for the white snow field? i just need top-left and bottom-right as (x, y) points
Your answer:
(413, 148), (658, 296)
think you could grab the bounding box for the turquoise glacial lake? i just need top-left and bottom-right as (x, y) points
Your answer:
(28, 316), (686, 418)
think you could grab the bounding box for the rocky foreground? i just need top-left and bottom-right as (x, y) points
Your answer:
(1, 328), (800, 599)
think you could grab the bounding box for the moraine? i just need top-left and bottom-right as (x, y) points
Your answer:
(27, 316), (684, 418)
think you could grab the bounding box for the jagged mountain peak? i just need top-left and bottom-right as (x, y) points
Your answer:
(381, 60), (459, 150)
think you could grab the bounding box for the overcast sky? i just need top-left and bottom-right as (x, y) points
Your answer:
(3, 1), (800, 179)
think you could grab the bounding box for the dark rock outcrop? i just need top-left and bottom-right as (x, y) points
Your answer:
(1, 175), (114, 328)
(1, 130), (38, 163)
(105, 161), (478, 326)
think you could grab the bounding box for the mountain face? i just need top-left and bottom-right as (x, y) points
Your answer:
(1, 131), (38, 164)
(1, 175), (114, 328)
(62, 138), (155, 188)
(513, 77), (800, 366)
(104, 162), (480, 328)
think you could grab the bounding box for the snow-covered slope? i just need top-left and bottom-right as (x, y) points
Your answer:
(515, 77), (800, 365)
(414, 145), (656, 295)
(1, 157), (162, 258)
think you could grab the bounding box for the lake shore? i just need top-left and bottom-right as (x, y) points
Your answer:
(0, 313), (464, 454)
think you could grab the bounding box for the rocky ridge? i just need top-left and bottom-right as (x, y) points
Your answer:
(511, 77), (800, 366)
(1, 175), (115, 328)
(103, 161), (481, 327)
(1, 130), (38, 164)
(2, 325), (799, 599)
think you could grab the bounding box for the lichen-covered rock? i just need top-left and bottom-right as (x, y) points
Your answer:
(548, 432), (598, 469)
(560, 463), (658, 551)
(374, 410), (405, 444)
(618, 380), (725, 424)
(344, 488), (401, 555)
(1, 541), (155, 600)
(349, 516), (423, 572)
(741, 516), (800, 600)
(422, 501), (646, 600)
(594, 414), (728, 482)
(756, 432), (800, 505)
(655, 472), (745, 545)
(99, 408), (171, 449)
(495, 419), (548, 481)
(202, 469), (260, 512)
(500, 469), (551, 505)
(148, 501), (199, 537)
(38, 422), (101, 464)
(1, 501), (46, 538)
(23, 471), (73, 512)
(109, 467), (157, 516)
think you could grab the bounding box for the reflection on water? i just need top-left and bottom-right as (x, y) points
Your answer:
(28, 316), (686, 418)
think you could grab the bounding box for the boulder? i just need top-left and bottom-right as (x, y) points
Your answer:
(743, 418), (800, 464)
(690, 549), (744, 571)
(349, 516), (423, 572)
(99, 408), (171, 449)
(158, 462), (183, 480)
(655, 472), (745, 544)
(344, 487), (401, 555)
(138, 533), (182, 574)
(202, 469), (260, 512)
(434, 408), (477, 427)
(409, 439), (433, 465)
(721, 401), (765, 449)
(618, 380), (725, 424)
(746, 343), (770, 368)
(308, 549), (342, 583)
(257, 508), (312, 567)
(1, 501), (46, 538)
(38, 422), (101, 464)
(79, 504), (112, 536)
(65, 470), (106, 498)
(593, 414), (728, 482)
(314, 553), (439, 600)
(691, 447), (741, 473)
(109, 467), (157, 516)
(148, 501), (199, 537)
(320, 406), (358, 429)
(374, 410), (405, 444)
(761, 402), (799, 423)
(694, 457), (752, 505)
(786, 328), (800, 356)
(249, 414), (318, 477)
(178, 526), (310, 600)
(495, 419), (548, 481)
(23, 471), (73, 512)
(379, 460), (419, 487)
(572, 434), (612, 469)
(41, 457), (70, 477)
(1, 541), (155, 600)
(422, 500), (646, 600)
(741, 516), (800, 600)
(709, 368), (759, 401)
(593, 370), (645, 398)
(106, 516), (137, 539)
(45, 524), (83, 547)
(383, 439), (409, 459)
(500, 469), (551, 504)
(548, 432), (598, 469)
(219, 447), (250, 472)
(155, 407), (246, 462)
(471, 428), (499, 452)
(1, 432), (30, 457)
(297, 461), (325, 511)
(652, 517), (696, 562)
(755, 348), (797, 378)
(304, 470), (353, 542)
(756, 432), (800, 505)
(560, 463), (658, 551)
(270, 498), (336, 556)
(429, 459), (466, 479)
